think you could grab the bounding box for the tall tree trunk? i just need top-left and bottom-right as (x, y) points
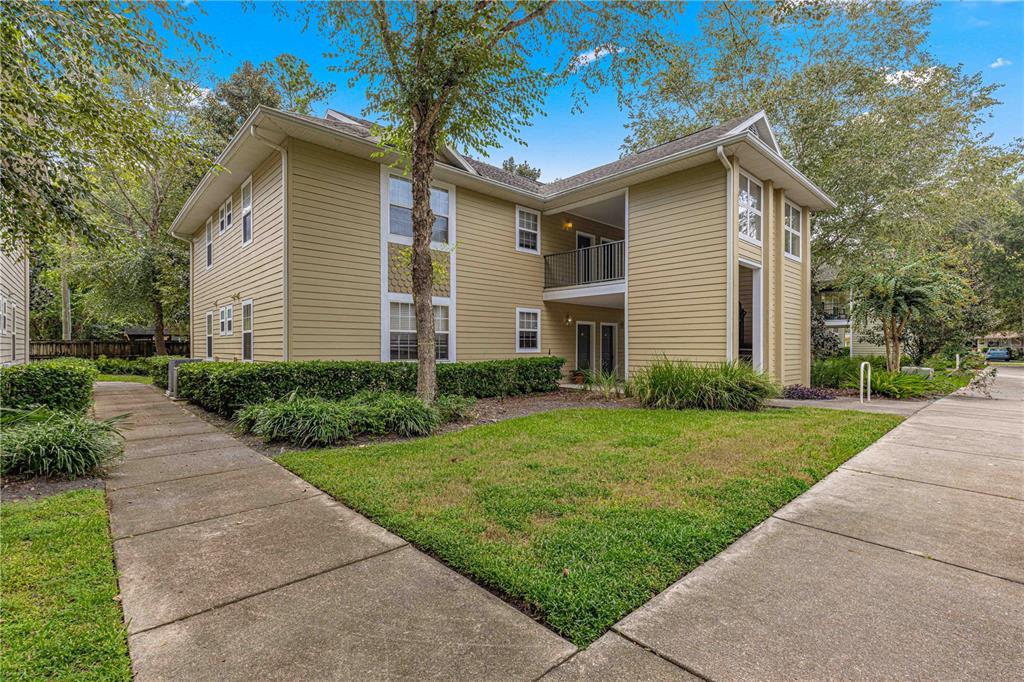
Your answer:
(153, 296), (167, 355)
(410, 121), (437, 402)
(60, 268), (72, 342)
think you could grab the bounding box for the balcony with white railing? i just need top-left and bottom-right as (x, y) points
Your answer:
(542, 240), (625, 307)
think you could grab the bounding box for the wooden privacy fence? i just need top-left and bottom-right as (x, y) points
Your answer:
(30, 340), (190, 360)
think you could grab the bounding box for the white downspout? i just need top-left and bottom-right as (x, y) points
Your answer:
(717, 146), (735, 362)
(250, 126), (289, 360)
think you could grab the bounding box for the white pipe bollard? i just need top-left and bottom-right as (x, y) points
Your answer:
(860, 361), (872, 403)
(956, 354), (961, 370)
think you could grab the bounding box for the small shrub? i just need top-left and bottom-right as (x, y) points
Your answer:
(347, 391), (440, 437)
(627, 359), (779, 411)
(782, 384), (838, 400)
(0, 412), (124, 478)
(179, 357), (564, 418)
(584, 370), (625, 399)
(434, 394), (476, 423)
(93, 356), (150, 376)
(843, 369), (931, 399)
(0, 360), (98, 413)
(237, 394), (354, 447)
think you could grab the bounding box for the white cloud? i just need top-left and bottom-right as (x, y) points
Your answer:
(884, 68), (935, 86)
(967, 16), (991, 27)
(572, 46), (618, 69)
(990, 57), (1012, 69)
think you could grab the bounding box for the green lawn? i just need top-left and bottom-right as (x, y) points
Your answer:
(279, 406), (901, 645)
(0, 490), (131, 681)
(97, 374), (153, 384)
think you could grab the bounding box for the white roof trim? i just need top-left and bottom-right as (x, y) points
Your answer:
(443, 146), (477, 174)
(727, 111), (782, 156)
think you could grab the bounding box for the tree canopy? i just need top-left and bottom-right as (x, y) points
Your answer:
(502, 156), (543, 181)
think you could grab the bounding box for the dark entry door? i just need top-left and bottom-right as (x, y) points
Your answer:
(577, 324), (593, 371)
(576, 233), (594, 283)
(601, 325), (615, 375)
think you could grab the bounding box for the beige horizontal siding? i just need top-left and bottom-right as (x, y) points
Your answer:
(0, 246), (29, 364)
(628, 163), (728, 369)
(190, 150), (284, 362)
(288, 140), (380, 360)
(782, 257), (803, 383)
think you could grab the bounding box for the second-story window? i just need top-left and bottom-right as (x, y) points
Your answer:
(738, 173), (763, 243)
(241, 178), (253, 245)
(388, 176), (449, 244)
(224, 197), (232, 231)
(516, 207), (540, 254)
(784, 202), (802, 260)
(205, 219), (213, 268)
(218, 203), (226, 234)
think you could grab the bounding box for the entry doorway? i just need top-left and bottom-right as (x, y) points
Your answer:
(576, 321), (595, 372)
(737, 261), (763, 371)
(600, 323), (616, 376)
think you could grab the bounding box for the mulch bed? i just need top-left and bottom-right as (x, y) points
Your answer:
(1, 476), (103, 502)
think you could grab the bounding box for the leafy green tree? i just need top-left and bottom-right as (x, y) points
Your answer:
(624, 1), (1014, 267)
(0, 1), (207, 250)
(845, 252), (971, 371)
(201, 56), (335, 141)
(501, 156), (542, 181)
(294, 1), (676, 400)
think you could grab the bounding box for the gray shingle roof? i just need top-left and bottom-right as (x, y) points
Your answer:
(288, 109), (759, 197)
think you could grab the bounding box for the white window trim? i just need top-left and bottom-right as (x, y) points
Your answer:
(205, 311), (214, 360)
(383, 172), (455, 252)
(241, 176), (253, 247)
(205, 219), (213, 270)
(218, 203), (226, 235)
(515, 306), (541, 353)
(224, 196), (233, 232)
(0, 293), (7, 334)
(738, 171), (763, 246)
(515, 206), (541, 255)
(225, 305), (233, 335)
(784, 200), (803, 262)
(385, 293), (454, 363)
(241, 299), (254, 361)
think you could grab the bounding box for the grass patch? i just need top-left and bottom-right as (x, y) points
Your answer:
(0, 490), (130, 680)
(278, 407), (901, 646)
(97, 374), (153, 384)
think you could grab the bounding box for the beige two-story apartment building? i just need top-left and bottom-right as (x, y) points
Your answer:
(170, 108), (834, 385)
(0, 245), (30, 366)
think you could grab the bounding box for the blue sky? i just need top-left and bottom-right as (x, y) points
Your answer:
(174, 1), (1023, 181)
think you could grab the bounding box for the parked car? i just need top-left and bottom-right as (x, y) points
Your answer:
(985, 347), (1011, 362)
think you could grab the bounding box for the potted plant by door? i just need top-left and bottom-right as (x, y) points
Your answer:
(572, 369), (587, 384)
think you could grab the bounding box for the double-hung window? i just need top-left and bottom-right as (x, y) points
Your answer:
(0, 293), (7, 334)
(219, 305), (233, 335)
(389, 302), (449, 361)
(224, 197), (232, 231)
(241, 178), (253, 245)
(784, 202), (802, 260)
(388, 176), (449, 244)
(205, 219), (213, 268)
(516, 207), (540, 254)
(738, 173), (763, 243)
(241, 300), (253, 361)
(516, 308), (540, 352)
(218, 204), (226, 234)
(205, 312), (214, 358)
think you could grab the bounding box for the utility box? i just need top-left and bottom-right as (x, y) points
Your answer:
(166, 358), (204, 399)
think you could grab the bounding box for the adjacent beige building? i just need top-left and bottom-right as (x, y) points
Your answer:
(171, 108), (834, 385)
(0, 245), (30, 366)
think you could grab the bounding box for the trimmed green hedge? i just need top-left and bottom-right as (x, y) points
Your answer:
(93, 356), (150, 376)
(178, 357), (565, 417)
(0, 361), (98, 414)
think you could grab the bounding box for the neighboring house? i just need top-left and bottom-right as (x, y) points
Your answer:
(976, 332), (1023, 354)
(169, 108), (834, 385)
(0, 244), (30, 366)
(814, 267), (886, 357)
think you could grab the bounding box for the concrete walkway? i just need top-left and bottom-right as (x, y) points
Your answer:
(547, 367), (1024, 680)
(96, 383), (574, 681)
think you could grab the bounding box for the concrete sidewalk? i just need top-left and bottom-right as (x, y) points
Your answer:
(548, 367), (1024, 681)
(97, 383), (574, 681)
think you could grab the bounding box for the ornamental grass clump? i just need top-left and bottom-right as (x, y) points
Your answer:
(0, 409), (125, 478)
(627, 359), (779, 411)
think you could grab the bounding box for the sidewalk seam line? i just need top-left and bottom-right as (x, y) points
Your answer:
(771, 516), (1024, 586)
(108, 460), (274, 492)
(123, 442), (248, 460)
(126, 542), (410, 637)
(837, 466), (1024, 502)
(121, 429), (225, 445)
(874, 440), (1024, 462)
(531, 649), (580, 681)
(111, 492), (326, 541)
(610, 628), (715, 681)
